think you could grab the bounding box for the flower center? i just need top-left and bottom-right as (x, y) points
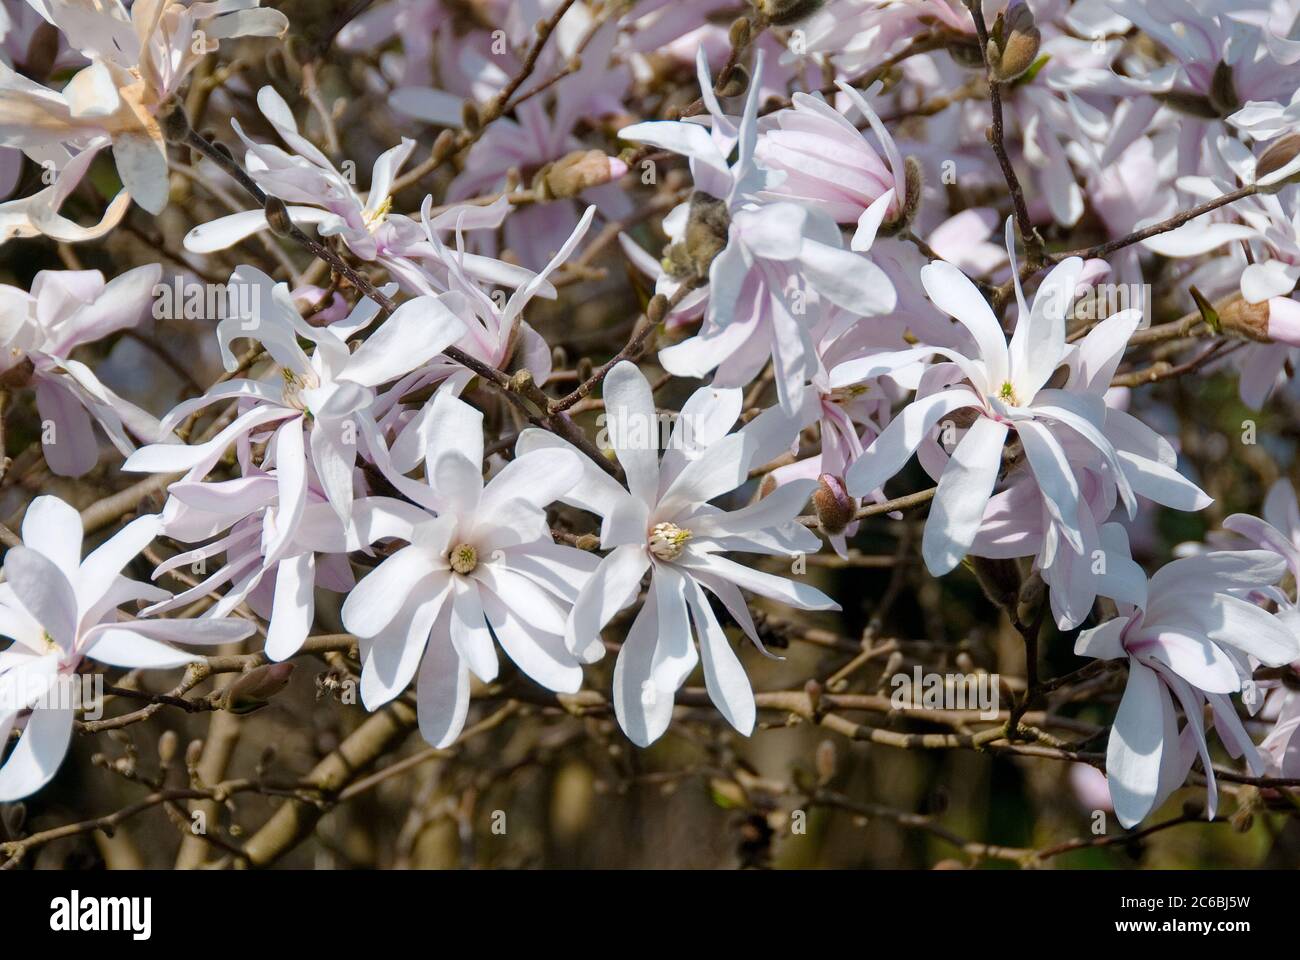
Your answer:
(364, 195), (393, 231)
(997, 381), (1019, 406)
(449, 543), (479, 574)
(281, 367), (319, 411)
(648, 522), (692, 561)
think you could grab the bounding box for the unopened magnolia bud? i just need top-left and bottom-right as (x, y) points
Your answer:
(185, 739), (204, 768)
(1215, 297), (1275, 342)
(223, 662), (295, 715)
(715, 64), (750, 99)
(729, 16), (753, 51)
(814, 739), (837, 783)
(264, 196), (293, 237)
(752, 0), (824, 26)
(1257, 132), (1300, 183)
(461, 100), (481, 133)
(813, 474), (855, 535)
(543, 149), (628, 199)
(969, 556), (1022, 609)
(646, 293), (670, 325)
(989, 2), (1041, 82)
(208, 139), (235, 163)
(157, 730), (179, 767)
(160, 98), (191, 144)
(432, 128), (457, 162)
(1016, 570), (1046, 624)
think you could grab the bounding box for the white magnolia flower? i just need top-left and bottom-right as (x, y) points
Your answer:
(519, 361), (837, 746)
(1076, 548), (1299, 827)
(124, 266), (466, 532)
(0, 0), (287, 224)
(0, 263), (170, 475)
(834, 224), (1139, 575)
(0, 495), (254, 800)
(342, 391), (597, 748)
(618, 48), (896, 412)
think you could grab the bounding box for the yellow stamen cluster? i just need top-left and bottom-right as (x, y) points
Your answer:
(648, 522), (692, 561)
(449, 543), (479, 574)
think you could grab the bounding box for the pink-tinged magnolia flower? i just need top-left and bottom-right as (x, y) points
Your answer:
(755, 83), (909, 246)
(186, 87), (554, 298)
(963, 289), (1211, 627)
(1144, 159), (1300, 407)
(185, 86), (418, 262)
(0, 0), (287, 223)
(374, 203), (596, 462)
(834, 223), (1139, 575)
(621, 49), (896, 411)
(342, 391), (596, 748)
(1075, 549), (1298, 827)
(140, 469), (387, 662)
(0, 263), (170, 475)
(0, 495), (254, 800)
(519, 361), (836, 746)
(123, 266), (466, 528)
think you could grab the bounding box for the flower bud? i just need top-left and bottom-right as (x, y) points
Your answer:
(814, 739), (837, 784)
(752, 0), (824, 26)
(813, 474), (855, 535)
(1257, 132), (1300, 184)
(222, 662), (295, 715)
(646, 292), (671, 325)
(969, 556), (1022, 609)
(264, 196), (294, 237)
(988, 1), (1041, 82)
(542, 150), (628, 199)
(157, 730), (179, 767)
(461, 100), (481, 133)
(728, 16), (753, 51)
(1216, 296), (1274, 342)
(715, 65), (750, 99)
(160, 98), (192, 144)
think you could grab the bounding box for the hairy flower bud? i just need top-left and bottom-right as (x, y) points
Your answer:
(1257, 132), (1300, 184)
(160, 98), (192, 144)
(715, 65), (750, 99)
(968, 556), (1022, 609)
(988, 1), (1041, 82)
(264, 196), (294, 237)
(1217, 296), (1277, 342)
(222, 662), (295, 715)
(461, 100), (482, 133)
(728, 16), (753, 51)
(646, 292), (671, 325)
(813, 474), (855, 535)
(752, 0), (824, 26)
(542, 150), (629, 199)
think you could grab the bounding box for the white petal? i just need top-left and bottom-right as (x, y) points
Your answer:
(923, 417), (1008, 574)
(1107, 660), (1168, 829)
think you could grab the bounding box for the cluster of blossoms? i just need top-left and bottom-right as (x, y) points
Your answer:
(1, 0), (1300, 847)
